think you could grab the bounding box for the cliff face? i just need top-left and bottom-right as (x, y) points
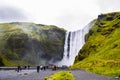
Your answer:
(0, 22), (66, 66)
(72, 12), (120, 76)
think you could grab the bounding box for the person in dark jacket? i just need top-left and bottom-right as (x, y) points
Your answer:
(37, 66), (40, 73)
(17, 66), (21, 72)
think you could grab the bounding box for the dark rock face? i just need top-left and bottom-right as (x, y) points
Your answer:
(0, 22), (66, 66)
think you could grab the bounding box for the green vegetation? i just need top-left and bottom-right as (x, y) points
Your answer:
(0, 22), (66, 66)
(71, 12), (120, 77)
(44, 71), (75, 80)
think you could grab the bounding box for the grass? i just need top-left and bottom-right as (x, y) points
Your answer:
(71, 58), (120, 76)
(72, 12), (120, 77)
(44, 71), (75, 80)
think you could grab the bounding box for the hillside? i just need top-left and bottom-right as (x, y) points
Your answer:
(71, 12), (120, 77)
(0, 22), (66, 66)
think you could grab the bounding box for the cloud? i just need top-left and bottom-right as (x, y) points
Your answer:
(0, 0), (120, 31)
(0, 0), (100, 31)
(54, 12), (95, 31)
(0, 6), (27, 22)
(97, 0), (120, 13)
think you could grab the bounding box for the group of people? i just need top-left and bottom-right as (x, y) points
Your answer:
(37, 65), (46, 73)
(51, 64), (56, 71)
(37, 65), (57, 73)
(17, 64), (57, 73)
(17, 65), (30, 72)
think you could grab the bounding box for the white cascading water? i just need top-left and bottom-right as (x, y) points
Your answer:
(56, 21), (95, 66)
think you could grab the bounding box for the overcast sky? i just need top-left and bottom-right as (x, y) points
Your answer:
(0, 0), (120, 31)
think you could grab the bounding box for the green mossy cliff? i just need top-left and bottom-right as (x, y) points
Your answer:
(71, 12), (120, 76)
(0, 22), (66, 66)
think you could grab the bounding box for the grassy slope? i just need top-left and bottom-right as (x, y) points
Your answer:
(71, 12), (120, 77)
(44, 71), (75, 80)
(0, 22), (66, 66)
(0, 23), (26, 66)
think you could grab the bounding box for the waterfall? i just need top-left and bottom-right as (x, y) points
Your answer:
(55, 21), (95, 66)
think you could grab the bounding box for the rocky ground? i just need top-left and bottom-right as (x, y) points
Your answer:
(0, 69), (116, 80)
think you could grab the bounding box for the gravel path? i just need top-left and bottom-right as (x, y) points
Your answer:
(71, 70), (115, 80)
(0, 69), (116, 80)
(0, 69), (59, 80)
